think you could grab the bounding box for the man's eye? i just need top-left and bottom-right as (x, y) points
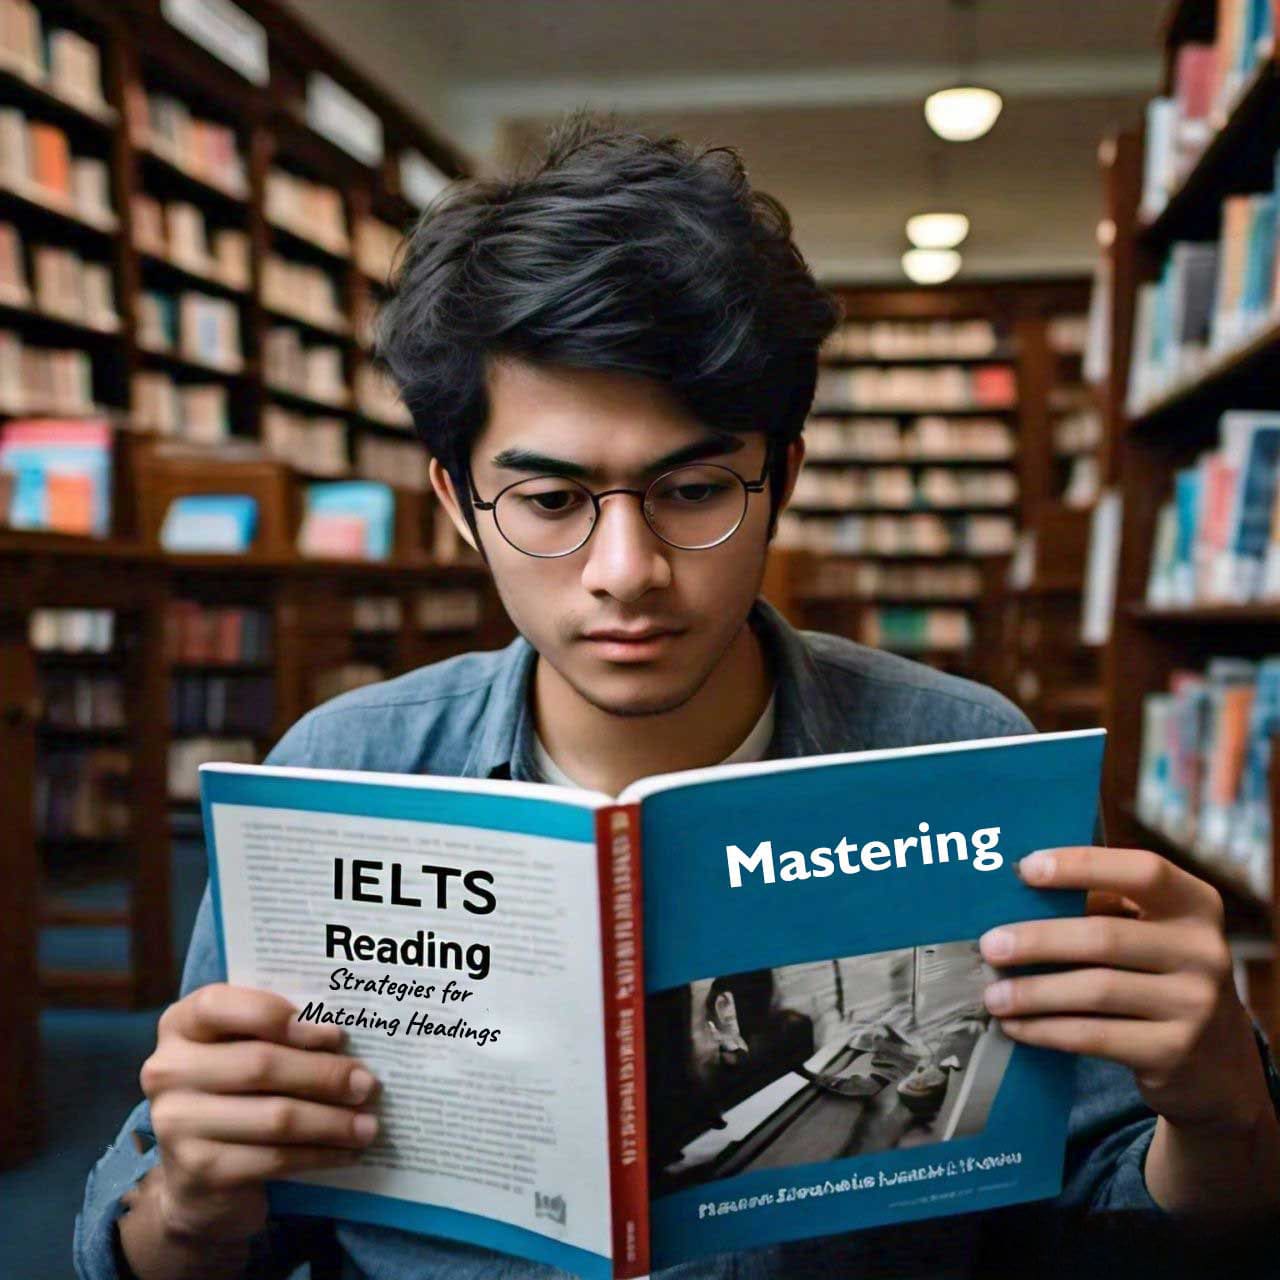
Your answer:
(666, 483), (724, 504)
(525, 489), (584, 514)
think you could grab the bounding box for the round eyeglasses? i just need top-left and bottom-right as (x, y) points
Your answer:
(469, 450), (772, 559)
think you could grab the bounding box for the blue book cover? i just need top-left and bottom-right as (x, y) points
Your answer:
(200, 728), (1105, 1280)
(1172, 467), (1202, 601)
(160, 493), (258, 552)
(302, 480), (395, 559)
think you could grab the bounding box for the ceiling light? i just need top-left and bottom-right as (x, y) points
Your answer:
(906, 212), (970, 250)
(924, 86), (1003, 141)
(902, 248), (962, 285)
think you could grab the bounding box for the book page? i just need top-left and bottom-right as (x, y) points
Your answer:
(207, 791), (613, 1267)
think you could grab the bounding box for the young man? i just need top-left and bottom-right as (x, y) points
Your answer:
(78, 119), (1278, 1280)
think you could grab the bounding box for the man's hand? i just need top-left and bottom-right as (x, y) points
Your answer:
(978, 846), (1280, 1217)
(136, 983), (379, 1246)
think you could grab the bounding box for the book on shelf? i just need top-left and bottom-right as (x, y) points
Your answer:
(0, 416), (112, 535)
(261, 256), (348, 333)
(804, 416), (1015, 463)
(815, 365), (1016, 413)
(1140, 4), (1277, 222)
(416, 588), (484, 631)
(0, 329), (95, 413)
(0, 219), (29, 305)
(820, 319), (999, 361)
(31, 241), (117, 330)
(171, 673), (274, 737)
(266, 169), (349, 255)
(37, 745), (130, 840)
(265, 329), (348, 406)
(355, 435), (428, 492)
(1128, 174), (1280, 412)
(1080, 489), (1122, 647)
(355, 217), (403, 283)
(1146, 411), (1280, 605)
(352, 595), (402, 633)
(128, 87), (246, 197)
(139, 289), (243, 370)
(805, 559), (982, 603)
(790, 467), (1015, 512)
(263, 407), (349, 478)
(1137, 656), (1280, 900)
(198, 728), (1104, 1279)
(166, 601), (272, 665)
(860, 606), (972, 654)
(170, 736), (256, 802)
(0, 106), (113, 225)
(0, 1), (109, 111)
(28, 606), (114, 652)
(776, 511), (1015, 558)
(299, 480), (395, 560)
(39, 668), (125, 731)
(159, 493), (259, 554)
(131, 373), (229, 443)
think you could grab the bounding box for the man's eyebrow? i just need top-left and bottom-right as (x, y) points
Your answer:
(489, 434), (744, 480)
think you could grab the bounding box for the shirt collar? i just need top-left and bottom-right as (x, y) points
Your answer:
(463, 596), (844, 782)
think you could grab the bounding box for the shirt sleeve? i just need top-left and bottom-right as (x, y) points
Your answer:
(74, 719), (320, 1280)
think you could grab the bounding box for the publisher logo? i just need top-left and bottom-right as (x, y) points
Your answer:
(535, 1192), (566, 1225)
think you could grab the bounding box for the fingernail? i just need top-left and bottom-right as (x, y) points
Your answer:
(353, 1113), (378, 1143)
(984, 980), (1013, 1014)
(981, 928), (1015, 961)
(348, 1068), (376, 1103)
(1018, 851), (1055, 884)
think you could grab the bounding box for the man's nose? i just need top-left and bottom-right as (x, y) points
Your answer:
(578, 493), (672, 602)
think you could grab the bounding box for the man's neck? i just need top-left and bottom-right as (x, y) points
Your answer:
(531, 619), (773, 796)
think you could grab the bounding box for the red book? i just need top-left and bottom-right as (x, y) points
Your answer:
(1174, 43), (1218, 123)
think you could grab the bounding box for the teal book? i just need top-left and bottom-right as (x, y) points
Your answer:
(200, 728), (1105, 1280)
(159, 493), (258, 552)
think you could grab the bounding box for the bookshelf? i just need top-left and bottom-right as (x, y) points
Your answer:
(777, 279), (1089, 686)
(0, 0), (510, 1161)
(1100, 0), (1280, 1045)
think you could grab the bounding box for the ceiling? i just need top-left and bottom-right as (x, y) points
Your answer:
(282, 0), (1170, 282)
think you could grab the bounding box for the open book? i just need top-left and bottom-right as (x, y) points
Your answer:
(199, 727), (1105, 1279)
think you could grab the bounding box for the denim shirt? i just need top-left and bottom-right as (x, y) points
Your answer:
(77, 599), (1193, 1280)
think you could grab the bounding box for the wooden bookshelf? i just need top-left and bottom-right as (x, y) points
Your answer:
(1099, 2), (1280, 1045)
(0, 0), (513, 1167)
(779, 278), (1090, 686)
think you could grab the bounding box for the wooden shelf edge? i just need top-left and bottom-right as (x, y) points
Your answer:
(1127, 318), (1280, 431)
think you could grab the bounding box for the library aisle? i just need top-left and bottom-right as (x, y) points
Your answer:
(1, 2), (1278, 1279)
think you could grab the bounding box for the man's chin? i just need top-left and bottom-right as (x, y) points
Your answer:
(567, 666), (705, 719)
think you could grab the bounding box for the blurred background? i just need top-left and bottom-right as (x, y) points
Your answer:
(3, 1), (1278, 1275)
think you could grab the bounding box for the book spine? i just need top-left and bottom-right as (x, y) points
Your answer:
(594, 801), (650, 1280)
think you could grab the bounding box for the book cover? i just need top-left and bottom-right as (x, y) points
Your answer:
(200, 729), (1105, 1279)
(159, 493), (258, 553)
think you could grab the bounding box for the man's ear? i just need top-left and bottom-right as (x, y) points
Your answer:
(777, 436), (806, 512)
(428, 457), (479, 552)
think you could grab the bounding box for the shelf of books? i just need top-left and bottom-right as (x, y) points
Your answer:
(1102, 0), (1280, 1044)
(0, 0), (511, 1080)
(775, 279), (1090, 687)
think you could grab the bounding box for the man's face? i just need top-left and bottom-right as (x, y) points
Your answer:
(432, 359), (797, 718)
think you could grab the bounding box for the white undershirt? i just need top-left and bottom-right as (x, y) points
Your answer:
(532, 690), (777, 794)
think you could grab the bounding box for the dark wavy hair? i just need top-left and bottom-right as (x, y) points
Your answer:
(376, 113), (841, 538)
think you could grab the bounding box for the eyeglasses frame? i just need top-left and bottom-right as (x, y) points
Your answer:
(467, 441), (774, 559)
